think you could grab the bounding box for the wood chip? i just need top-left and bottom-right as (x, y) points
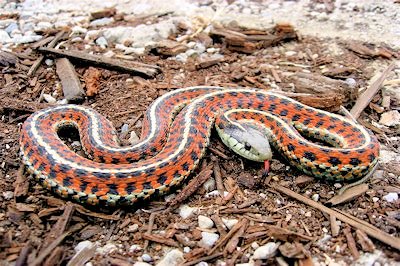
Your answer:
(343, 227), (360, 259)
(155, 40), (188, 56)
(39, 47), (161, 78)
(224, 218), (249, 254)
(142, 233), (180, 247)
(330, 214), (340, 237)
(326, 184), (369, 206)
(355, 229), (375, 252)
(350, 62), (395, 119)
(272, 184), (400, 251)
(56, 58), (85, 102)
(83, 67), (102, 97)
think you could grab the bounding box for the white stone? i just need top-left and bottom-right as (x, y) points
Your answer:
(95, 36), (108, 48)
(372, 197), (379, 202)
(43, 93), (57, 103)
(11, 34), (42, 44)
(121, 124), (129, 133)
(127, 224), (139, 233)
(198, 215), (214, 229)
(200, 232), (219, 248)
(129, 244), (141, 252)
(205, 190), (228, 198)
(379, 110), (400, 127)
(129, 131), (140, 144)
(179, 204), (197, 219)
(2, 191), (14, 200)
(252, 242), (280, 260)
(72, 26), (88, 35)
(141, 253), (152, 262)
(156, 249), (184, 266)
(103, 20), (176, 47)
(90, 17), (114, 27)
(222, 218), (238, 230)
(96, 242), (118, 255)
(251, 241), (259, 249)
(202, 178), (215, 192)
(74, 240), (94, 253)
(35, 21), (53, 31)
(312, 194), (320, 202)
(383, 192), (398, 202)
(45, 59), (54, 66)
(124, 47), (146, 55)
(285, 51), (297, 56)
(183, 246), (191, 253)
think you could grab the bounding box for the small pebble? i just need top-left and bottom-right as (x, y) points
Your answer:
(74, 240), (94, 253)
(312, 194), (320, 202)
(222, 218), (238, 230)
(156, 249), (184, 266)
(2, 191), (14, 200)
(44, 59), (54, 66)
(43, 93), (57, 103)
(383, 192), (398, 202)
(200, 232), (219, 248)
(198, 215), (214, 229)
(141, 253), (152, 262)
(121, 124), (129, 133)
(127, 224), (139, 233)
(251, 241), (259, 249)
(252, 242), (280, 260)
(134, 262), (151, 266)
(179, 204), (197, 219)
(202, 178), (215, 192)
(129, 244), (141, 252)
(372, 197), (379, 203)
(95, 36), (108, 48)
(183, 246), (191, 253)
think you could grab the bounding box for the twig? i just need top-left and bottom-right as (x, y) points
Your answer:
(168, 165), (213, 207)
(142, 233), (180, 247)
(213, 160), (225, 197)
(343, 227), (360, 259)
(28, 31), (65, 76)
(143, 212), (156, 250)
(31, 231), (70, 266)
(208, 218), (247, 255)
(271, 184), (400, 251)
(39, 47), (161, 78)
(15, 241), (31, 266)
(350, 62), (395, 119)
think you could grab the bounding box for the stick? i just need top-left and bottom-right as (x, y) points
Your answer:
(350, 62), (395, 119)
(38, 47), (161, 78)
(28, 31), (66, 76)
(271, 184), (400, 251)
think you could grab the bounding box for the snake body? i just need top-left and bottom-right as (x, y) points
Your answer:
(19, 86), (379, 206)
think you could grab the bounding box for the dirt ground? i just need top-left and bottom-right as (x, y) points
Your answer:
(0, 1), (400, 266)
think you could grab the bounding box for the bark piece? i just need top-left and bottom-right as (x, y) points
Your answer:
(155, 40), (188, 56)
(39, 47), (160, 78)
(327, 184), (369, 206)
(56, 58), (85, 102)
(83, 67), (102, 97)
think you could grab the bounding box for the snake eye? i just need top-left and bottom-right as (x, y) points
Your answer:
(244, 142), (251, 151)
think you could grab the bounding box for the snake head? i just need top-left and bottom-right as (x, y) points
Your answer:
(216, 122), (272, 163)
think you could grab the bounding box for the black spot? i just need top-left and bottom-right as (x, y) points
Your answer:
(97, 156), (105, 163)
(60, 164), (72, 173)
(143, 182), (152, 190)
(107, 183), (118, 195)
(328, 157), (341, 166)
(63, 177), (72, 187)
(268, 104), (277, 112)
(93, 172), (110, 179)
(126, 183), (136, 194)
(182, 162), (189, 171)
(292, 114), (300, 121)
(229, 91), (238, 96)
(151, 147), (158, 153)
(158, 174), (167, 184)
(295, 104), (303, 110)
(111, 157), (120, 164)
(349, 158), (361, 166)
(329, 116), (339, 122)
(337, 129), (345, 134)
(145, 168), (155, 175)
(357, 148), (366, 154)
(368, 153), (376, 162)
(280, 98), (290, 105)
(116, 172), (128, 179)
(316, 121), (324, 127)
(327, 125), (336, 130)
(303, 118), (311, 125)
(37, 163), (46, 171)
(316, 113), (326, 118)
(80, 181), (89, 191)
(304, 151), (316, 161)
(48, 170), (57, 179)
(280, 109), (288, 116)
(287, 144), (295, 151)
(191, 152), (198, 161)
(91, 186), (98, 193)
(190, 127), (198, 134)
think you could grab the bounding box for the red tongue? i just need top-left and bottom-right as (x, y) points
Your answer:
(262, 160), (270, 178)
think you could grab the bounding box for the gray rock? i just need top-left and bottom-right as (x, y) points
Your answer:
(252, 242), (280, 260)
(198, 215), (214, 229)
(199, 232), (219, 248)
(5, 22), (18, 34)
(103, 19), (176, 47)
(0, 30), (11, 43)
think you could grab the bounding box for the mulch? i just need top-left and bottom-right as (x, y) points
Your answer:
(0, 17), (399, 265)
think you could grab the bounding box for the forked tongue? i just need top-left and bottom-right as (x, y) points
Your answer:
(262, 160), (270, 178)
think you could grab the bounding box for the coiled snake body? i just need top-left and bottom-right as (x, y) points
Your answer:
(20, 86), (379, 206)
